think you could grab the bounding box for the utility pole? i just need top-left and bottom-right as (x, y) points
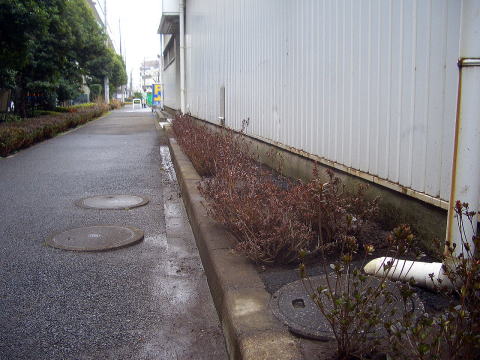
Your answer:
(142, 57), (146, 91)
(119, 19), (122, 58)
(103, 0), (109, 104)
(124, 40), (128, 98)
(129, 69), (133, 98)
(119, 19), (125, 102)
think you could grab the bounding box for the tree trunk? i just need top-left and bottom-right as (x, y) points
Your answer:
(14, 75), (27, 118)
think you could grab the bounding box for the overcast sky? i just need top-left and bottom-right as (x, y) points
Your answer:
(92, 0), (162, 90)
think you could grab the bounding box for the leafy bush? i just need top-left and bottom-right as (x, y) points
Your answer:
(89, 84), (102, 101)
(172, 114), (378, 264)
(0, 127), (27, 155)
(32, 110), (61, 117)
(54, 106), (71, 113)
(0, 103), (110, 156)
(109, 99), (122, 110)
(0, 113), (22, 123)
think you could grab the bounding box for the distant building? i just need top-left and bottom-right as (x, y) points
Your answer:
(140, 59), (161, 92)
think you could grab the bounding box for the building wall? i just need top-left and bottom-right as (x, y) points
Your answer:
(141, 59), (161, 91)
(163, 34), (181, 110)
(183, 0), (462, 205)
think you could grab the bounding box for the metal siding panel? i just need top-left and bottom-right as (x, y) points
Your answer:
(227, 0), (233, 128)
(398, 0), (416, 188)
(276, 2), (284, 144)
(335, 0), (343, 163)
(261, 0), (264, 137)
(181, 0), (461, 203)
(440, 1), (461, 201)
(358, 2), (369, 173)
(370, 0), (381, 175)
(351, 0), (361, 170)
(307, 0), (313, 155)
(410, 0), (430, 192)
(424, 0), (447, 197)
(321, 0), (326, 158)
(292, 1), (299, 149)
(326, 0), (333, 160)
(388, 0), (402, 184)
(343, 0), (352, 168)
(377, 0), (392, 178)
(377, 0), (391, 179)
(303, 0), (310, 153)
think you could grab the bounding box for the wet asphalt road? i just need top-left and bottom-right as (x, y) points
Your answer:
(0, 108), (227, 359)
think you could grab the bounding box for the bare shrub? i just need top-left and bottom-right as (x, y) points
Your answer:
(0, 103), (110, 156)
(172, 114), (379, 264)
(387, 202), (480, 360)
(300, 225), (416, 359)
(172, 114), (249, 177)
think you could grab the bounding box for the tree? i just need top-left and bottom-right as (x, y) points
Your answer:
(12, 0), (71, 114)
(89, 84), (102, 102)
(110, 54), (128, 89)
(0, 0), (125, 115)
(0, 0), (49, 89)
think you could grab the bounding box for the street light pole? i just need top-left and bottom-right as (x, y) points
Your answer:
(103, 0), (109, 104)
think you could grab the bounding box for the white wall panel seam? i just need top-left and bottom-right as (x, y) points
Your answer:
(179, 0), (461, 203)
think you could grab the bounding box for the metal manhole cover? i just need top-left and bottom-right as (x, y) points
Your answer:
(46, 225), (144, 251)
(270, 275), (424, 341)
(76, 195), (149, 210)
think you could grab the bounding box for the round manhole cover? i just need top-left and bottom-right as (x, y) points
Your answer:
(46, 225), (144, 251)
(270, 275), (424, 341)
(76, 195), (149, 210)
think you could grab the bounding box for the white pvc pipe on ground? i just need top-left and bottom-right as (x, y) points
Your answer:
(363, 257), (450, 291)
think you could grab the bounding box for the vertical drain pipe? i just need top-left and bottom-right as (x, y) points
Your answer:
(219, 86), (226, 126)
(446, 0), (480, 258)
(364, 0), (480, 289)
(179, 0), (186, 114)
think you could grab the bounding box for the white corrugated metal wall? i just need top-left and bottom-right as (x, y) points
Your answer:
(163, 34), (180, 110)
(183, 0), (462, 203)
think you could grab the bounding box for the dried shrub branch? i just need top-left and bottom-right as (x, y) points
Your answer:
(0, 103), (117, 156)
(172, 114), (379, 264)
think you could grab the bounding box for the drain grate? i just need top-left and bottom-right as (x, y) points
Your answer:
(46, 225), (144, 251)
(270, 275), (424, 341)
(75, 195), (149, 210)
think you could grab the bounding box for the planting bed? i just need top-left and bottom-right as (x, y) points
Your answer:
(0, 102), (121, 157)
(169, 114), (479, 360)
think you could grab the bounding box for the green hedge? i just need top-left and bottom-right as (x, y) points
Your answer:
(0, 103), (115, 156)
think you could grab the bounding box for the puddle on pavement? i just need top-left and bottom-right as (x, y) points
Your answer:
(143, 235), (168, 249)
(164, 200), (184, 218)
(160, 145), (177, 182)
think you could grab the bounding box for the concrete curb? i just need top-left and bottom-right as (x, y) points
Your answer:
(167, 136), (304, 360)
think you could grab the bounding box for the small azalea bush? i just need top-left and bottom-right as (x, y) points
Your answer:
(301, 201), (480, 360)
(172, 114), (379, 264)
(299, 224), (417, 360)
(387, 202), (480, 360)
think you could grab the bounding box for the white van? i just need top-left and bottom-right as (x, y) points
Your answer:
(132, 98), (141, 109)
